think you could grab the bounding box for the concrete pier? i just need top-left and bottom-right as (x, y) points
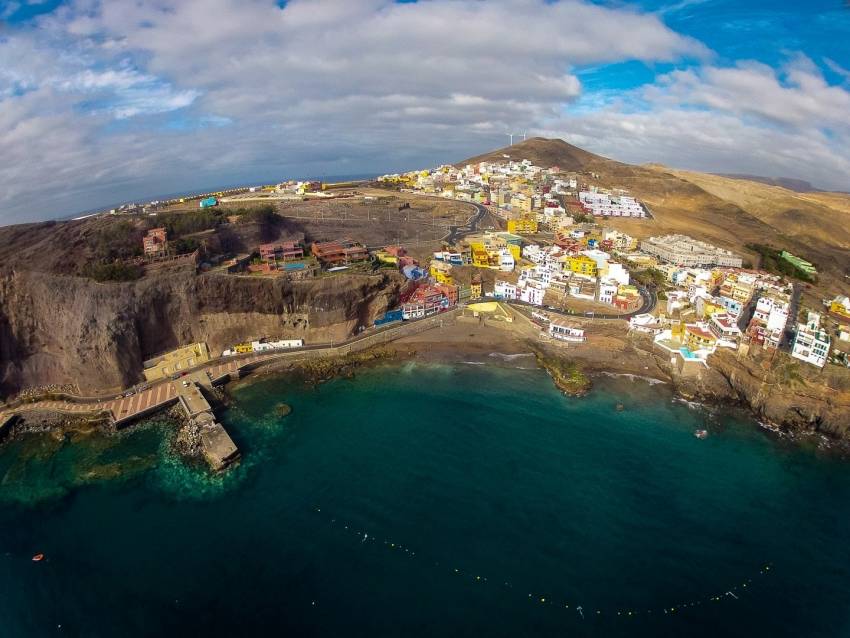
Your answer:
(198, 412), (240, 472)
(177, 380), (240, 471)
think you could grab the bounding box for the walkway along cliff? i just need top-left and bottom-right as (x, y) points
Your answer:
(0, 267), (404, 396)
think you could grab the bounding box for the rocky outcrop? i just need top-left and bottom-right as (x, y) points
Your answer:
(530, 343), (592, 396)
(661, 347), (850, 440)
(0, 267), (403, 396)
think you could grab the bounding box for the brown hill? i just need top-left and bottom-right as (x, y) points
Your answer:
(460, 138), (850, 295)
(715, 174), (820, 193)
(458, 137), (612, 173)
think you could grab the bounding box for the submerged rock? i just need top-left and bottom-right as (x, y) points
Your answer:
(275, 403), (293, 417)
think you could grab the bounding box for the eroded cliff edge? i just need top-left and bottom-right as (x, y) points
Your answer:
(0, 267), (402, 395)
(657, 347), (850, 440)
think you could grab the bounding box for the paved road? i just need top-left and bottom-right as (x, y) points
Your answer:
(444, 201), (489, 244)
(0, 311), (454, 424)
(480, 285), (656, 321)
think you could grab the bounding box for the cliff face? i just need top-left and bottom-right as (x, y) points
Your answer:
(0, 267), (402, 395)
(664, 348), (850, 439)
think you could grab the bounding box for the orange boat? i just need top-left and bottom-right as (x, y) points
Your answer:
(32, 554), (44, 562)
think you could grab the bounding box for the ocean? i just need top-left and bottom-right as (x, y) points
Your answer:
(1, 362), (848, 637)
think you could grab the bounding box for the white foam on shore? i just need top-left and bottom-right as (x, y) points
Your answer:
(598, 371), (666, 386)
(488, 352), (535, 361)
(673, 397), (707, 411)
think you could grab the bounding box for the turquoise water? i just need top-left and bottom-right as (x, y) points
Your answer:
(1, 362), (849, 637)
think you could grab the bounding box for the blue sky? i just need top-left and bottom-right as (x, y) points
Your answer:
(0, 0), (849, 224)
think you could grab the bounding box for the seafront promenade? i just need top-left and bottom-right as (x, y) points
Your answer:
(0, 310), (461, 428)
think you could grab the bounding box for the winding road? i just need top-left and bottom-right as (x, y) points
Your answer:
(444, 201), (490, 244)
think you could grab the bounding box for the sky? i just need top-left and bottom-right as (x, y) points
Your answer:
(1, 0), (849, 225)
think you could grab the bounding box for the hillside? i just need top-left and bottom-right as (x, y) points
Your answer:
(460, 138), (850, 294)
(458, 137), (612, 173)
(715, 174), (820, 193)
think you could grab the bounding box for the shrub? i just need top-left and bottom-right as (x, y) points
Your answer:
(81, 261), (143, 282)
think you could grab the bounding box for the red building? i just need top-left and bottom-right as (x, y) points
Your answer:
(384, 245), (407, 258)
(143, 228), (168, 256)
(259, 241), (303, 262)
(433, 283), (459, 306)
(311, 238), (368, 265)
(311, 241), (346, 265)
(339, 238), (368, 262)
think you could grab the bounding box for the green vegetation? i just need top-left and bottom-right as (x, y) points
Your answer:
(745, 243), (817, 283)
(631, 268), (667, 288)
(153, 209), (226, 238)
(236, 205), (278, 226)
(529, 343), (591, 396)
(81, 261), (143, 282)
(89, 221), (144, 262)
(171, 237), (201, 255)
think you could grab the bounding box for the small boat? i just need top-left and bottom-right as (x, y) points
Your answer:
(694, 429), (708, 440)
(32, 554), (45, 562)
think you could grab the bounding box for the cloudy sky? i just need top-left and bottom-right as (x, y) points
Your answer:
(1, 0), (849, 224)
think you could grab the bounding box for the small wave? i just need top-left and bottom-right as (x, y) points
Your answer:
(488, 352), (535, 361)
(599, 371), (666, 385)
(673, 397), (706, 411)
(461, 361), (486, 366)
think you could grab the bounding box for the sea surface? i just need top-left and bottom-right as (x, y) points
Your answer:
(1, 362), (849, 637)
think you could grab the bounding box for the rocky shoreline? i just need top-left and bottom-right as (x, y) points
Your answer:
(2, 324), (849, 461)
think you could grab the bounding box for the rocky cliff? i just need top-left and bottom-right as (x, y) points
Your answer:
(663, 347), (850, 440)
(0, 266), (403, 396)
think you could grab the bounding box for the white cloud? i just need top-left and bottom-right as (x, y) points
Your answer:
(0, 0), (847, 225)
(547, 57), (850, 189)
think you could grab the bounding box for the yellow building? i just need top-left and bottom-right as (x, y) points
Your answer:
(828, 296), (850, 321)
(566, 255), (598, 277)
(143, 342), (211, 382)
(507, 217), (538, 234)
(510, 195), (532, 215)
(430, 260), (455, 284)
(234, 343), (254, 354)
(685, 325), (717, 352)
(471, 246), (490, 268)
(470, 274), (483, 299)
(701, 299), (725, 319)
(374, 250), (399, 265)
(671, 319), (685, 342)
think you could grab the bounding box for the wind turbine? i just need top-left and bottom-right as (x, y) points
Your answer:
(522, 130), (527, 141)
(506, 132), (515, 146)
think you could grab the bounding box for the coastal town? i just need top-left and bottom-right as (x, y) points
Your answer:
(2, 152), (850, 471)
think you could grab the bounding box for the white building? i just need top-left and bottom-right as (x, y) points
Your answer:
(629, 313), (662, 334)
(519, 280), (546, 306)
(707, 313), (742, 348)
(603, 262), (630, 287)
(579, 191), (646, 217)
(549, 320), (586, 342)
(753, 296), (790, 333)
(597, 281), (618, 304)
(498, 249), (515, 272)
(494, 280), (518, 300)
(791, 312), (831, 368)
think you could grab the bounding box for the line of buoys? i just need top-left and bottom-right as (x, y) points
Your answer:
(316, 508), (774, 620)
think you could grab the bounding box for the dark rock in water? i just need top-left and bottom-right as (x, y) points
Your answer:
(615, 403), (625, 412)
(276, 403), (293, 417)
